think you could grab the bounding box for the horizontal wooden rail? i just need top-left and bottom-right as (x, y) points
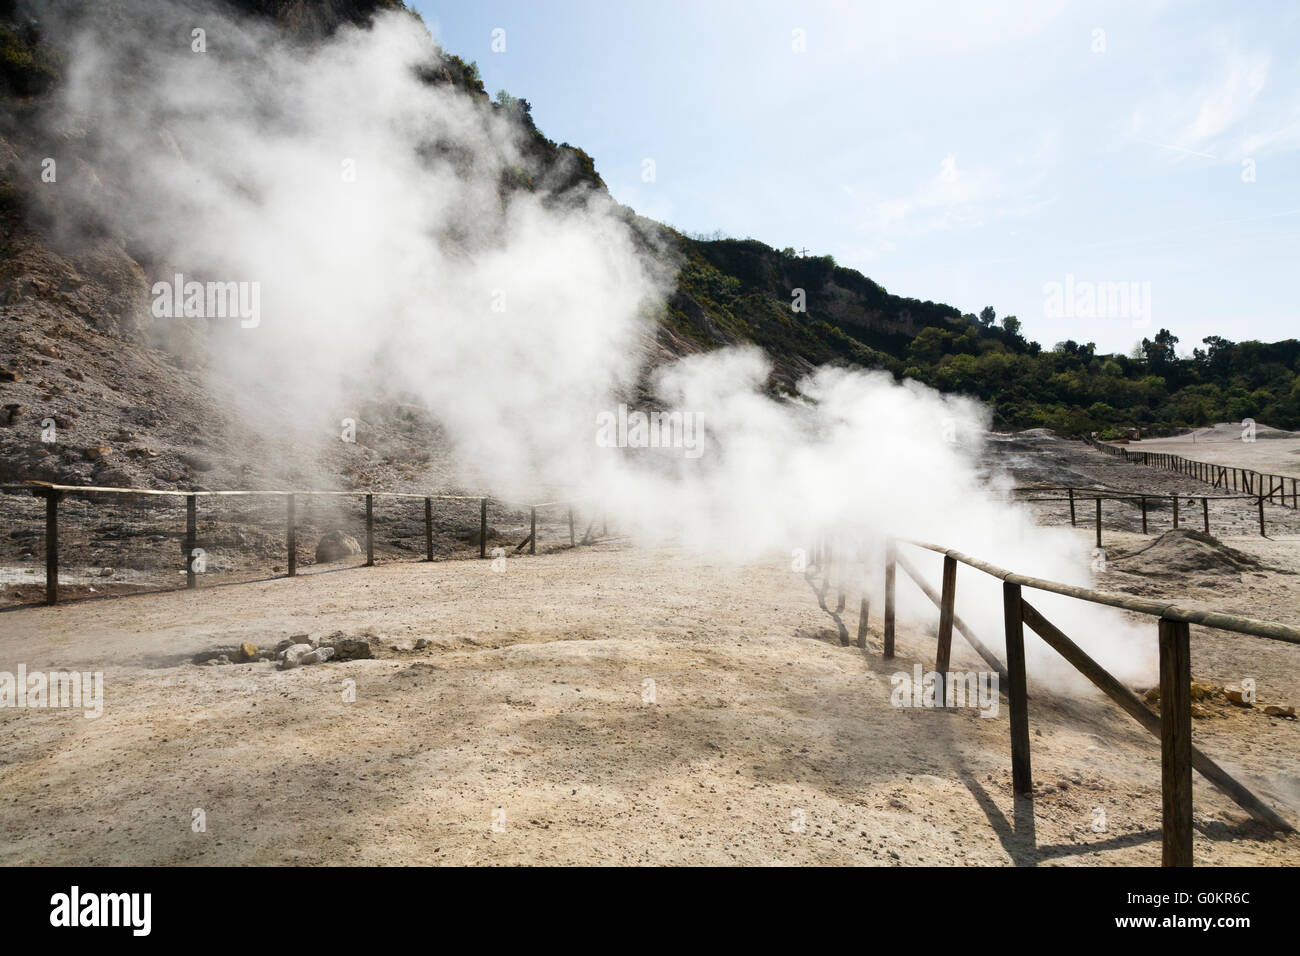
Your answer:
(1013, 488), (1258, 502)
(902, 541), (1300, 645)
(0, 482), (572, 509)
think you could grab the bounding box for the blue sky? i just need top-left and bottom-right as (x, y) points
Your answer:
(410, 0), (1300, 356)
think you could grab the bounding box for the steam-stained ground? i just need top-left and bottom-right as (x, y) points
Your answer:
(2, 506), (1298, 865)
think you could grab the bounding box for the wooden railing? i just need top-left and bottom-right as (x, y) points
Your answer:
(1, 482), (596, 606)
(1085, 435), (1299, 509)
(1012, 486), (1275, 540)
(874, 538), (1297, 866)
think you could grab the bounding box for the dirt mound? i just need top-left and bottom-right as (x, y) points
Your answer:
(1108, 530), (1269, 583)
(1188, 422), (1296, 441)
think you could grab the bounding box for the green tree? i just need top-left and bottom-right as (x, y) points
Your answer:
(1141, 328), (1179, 370)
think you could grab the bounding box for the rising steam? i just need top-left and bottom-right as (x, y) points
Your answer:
(31, 0), (1157, 687)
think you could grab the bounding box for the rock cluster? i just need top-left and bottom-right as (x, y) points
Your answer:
(1141, 680), (1296, 719)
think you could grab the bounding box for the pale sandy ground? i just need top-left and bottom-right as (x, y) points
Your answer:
(1, 527), (1297, 865)
(1115, 423), (1300, 479)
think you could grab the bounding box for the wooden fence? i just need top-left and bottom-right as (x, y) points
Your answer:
(1013, 486), (1275, 541)
(858, 537), (1298, 867)
(1086, 435), (1300, 509)
(1, 482), (596, 606)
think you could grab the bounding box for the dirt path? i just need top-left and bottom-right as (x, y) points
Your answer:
(1, 533), (1296, 865)
(1120, 424), (1300, 479)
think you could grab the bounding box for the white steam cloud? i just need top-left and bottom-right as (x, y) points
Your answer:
(39, 1), (1156, 688)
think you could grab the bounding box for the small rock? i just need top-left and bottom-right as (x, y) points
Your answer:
(235, 641), (258, 663)
(177, 452), (215, 473)
(82, 445), (111, 462)
(1263, 705), (1296, 719)
(1224, 687), (1253, 707)
(278, 643), (313, 668)
(279, 644), (335, 669)
(315, 530), (361, 563)
(323, 637), (372, 661)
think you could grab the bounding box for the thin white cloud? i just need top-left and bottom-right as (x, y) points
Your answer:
(1178, 48), (1269, 152)
(1127, 42), (1299, 162)
(840, 154), (1017, 257)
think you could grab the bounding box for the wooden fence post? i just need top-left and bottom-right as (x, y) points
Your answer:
(1068, 487), (1075, 527)
(1258, 495), (1266, 538)
(424, 497), (433, 561)
(365, 493), (374, 566)
(529, 507), (537, 555)
(1095, 497), (1102, 548)
(187, 494), (198, 587)
(1003, 581), (1031, 794)
(935, 555), (957, 706)
(44, 489), (60, 606)
(1172, 495), (1179, 529)
(1201, 497), (1209, 534)
(835, 537), (845, 612)
(285, 494), (296, 577)
(883, 539), (896, 659)
(857, 597), (869, 649)
(479, 497), (488, 558)
(1158, 618), (1193, 867)
(1140, 495), (1148, 534)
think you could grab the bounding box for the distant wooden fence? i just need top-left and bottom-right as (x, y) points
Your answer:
(846, 538), (1298, 867)
(1, 482), (597, 606)
(1013, 486), (1274, 540)
(1086, 435), (1299, 509)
